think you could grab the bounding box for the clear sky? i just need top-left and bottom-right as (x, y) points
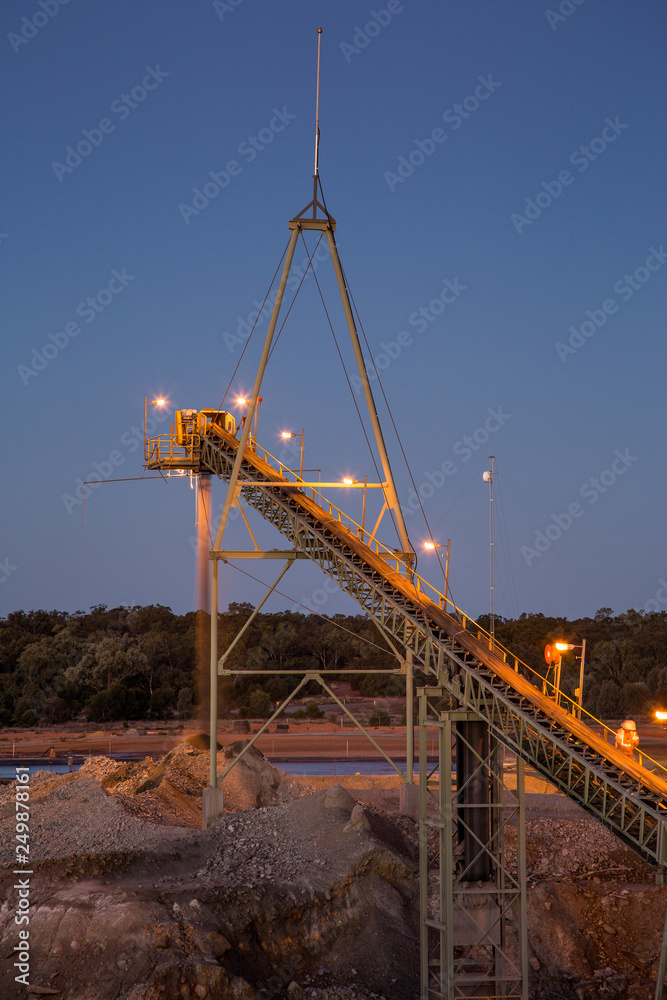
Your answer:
(2, 0), (666, 624)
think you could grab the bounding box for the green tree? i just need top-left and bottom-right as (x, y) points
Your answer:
(177, 688), (194, 716)
(368, 707), (390, 727)
(244, 688), (272, 718)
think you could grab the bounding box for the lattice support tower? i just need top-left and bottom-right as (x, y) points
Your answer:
(419, 686), (528, 999)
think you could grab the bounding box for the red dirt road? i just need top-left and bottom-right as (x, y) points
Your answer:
(0, 722), (420, 761)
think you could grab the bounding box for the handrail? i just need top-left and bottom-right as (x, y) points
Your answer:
(145, 433), (199, 466)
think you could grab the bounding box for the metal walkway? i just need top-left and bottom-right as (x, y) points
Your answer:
(160, 421), (667, 871)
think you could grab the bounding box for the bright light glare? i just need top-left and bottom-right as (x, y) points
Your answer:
(155, 398), (166, 407)
(237, 397), (248, 406)
(424, 541), (436, 550)
(281, 431), (294, 439)
(554, 642), (571, 651)
(656, 711), (667, 721)
(343, 478), (353, 485)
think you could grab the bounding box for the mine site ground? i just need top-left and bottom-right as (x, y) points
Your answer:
(2, 712), (666, 768)
(1, 717), (667, 1000)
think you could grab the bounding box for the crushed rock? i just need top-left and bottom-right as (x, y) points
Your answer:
(1, 743), (665, 1000)
(0, 775), (194, 864)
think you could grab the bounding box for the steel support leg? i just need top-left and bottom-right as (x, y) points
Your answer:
(441, 712), (454, 999)
(203, 557), (224, 828)
(401, 649), (419, 817)
(212, 226), (300, 552)
(209, 557), (218, 788)
(419, 689), (526, 999)
(325, 228), (412, 556)
(517, 759), (528, 1000)
(419, 689), (430, 999)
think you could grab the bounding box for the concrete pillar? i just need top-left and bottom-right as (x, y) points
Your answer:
(400, 782), (419, 820)
(202, 786), (224, 829)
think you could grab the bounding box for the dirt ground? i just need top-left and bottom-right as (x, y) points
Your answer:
(2, 722), (667, 998)
(1, 734), (667, 999)
(2, 719), (666, 766)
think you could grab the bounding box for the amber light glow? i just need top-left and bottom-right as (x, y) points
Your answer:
(656, 711), (667, 721)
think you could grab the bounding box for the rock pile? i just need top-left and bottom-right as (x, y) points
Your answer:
(0, 743), (665, 999)
(0, 745), (419, 1000)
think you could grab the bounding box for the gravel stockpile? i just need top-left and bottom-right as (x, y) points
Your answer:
(0, 773), (196, 864)
(169, 790), (386, 893)
(186, 803), (321, 891)
(0, 741), (311, 868)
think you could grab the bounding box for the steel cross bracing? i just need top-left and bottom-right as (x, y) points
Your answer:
(199, 425), (667, 871)
(419, 689), (528, 1000)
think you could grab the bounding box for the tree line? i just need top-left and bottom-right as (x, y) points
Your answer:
(0, 603), (665, 727)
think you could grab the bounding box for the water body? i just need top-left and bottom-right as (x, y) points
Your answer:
(0, 757), (434, 779)
(270, 759), (424, 776)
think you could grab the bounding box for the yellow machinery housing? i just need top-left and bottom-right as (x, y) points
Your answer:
(145, 408), (236, 472)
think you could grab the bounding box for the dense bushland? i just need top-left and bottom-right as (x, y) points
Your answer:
(0, 603), (665, 726)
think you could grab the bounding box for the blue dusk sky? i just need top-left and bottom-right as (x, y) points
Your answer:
(2, 0), (666, 624)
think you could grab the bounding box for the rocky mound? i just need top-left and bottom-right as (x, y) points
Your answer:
(1, 746), (666, 999)
(0, 778), (418, 1000)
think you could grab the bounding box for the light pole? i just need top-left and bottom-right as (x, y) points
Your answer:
(237, 396), (262, 449)
(554, 640), (587, 717)
(424, 539), (452, 611)
(362, 476), (368, 539)
(144, 397), (166, 462)
(281, 429), (305, 478)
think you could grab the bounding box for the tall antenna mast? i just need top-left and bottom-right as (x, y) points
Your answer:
(489, 455), (495, 640)
(313, 26), (322, 217)
(483, 456), (495, 641)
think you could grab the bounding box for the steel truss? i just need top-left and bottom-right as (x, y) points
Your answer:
(418, 687), (528, 1000)
(198, 425), (667, 872)
(218, 670), (408, 785)
(210, 543), (412, 784)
